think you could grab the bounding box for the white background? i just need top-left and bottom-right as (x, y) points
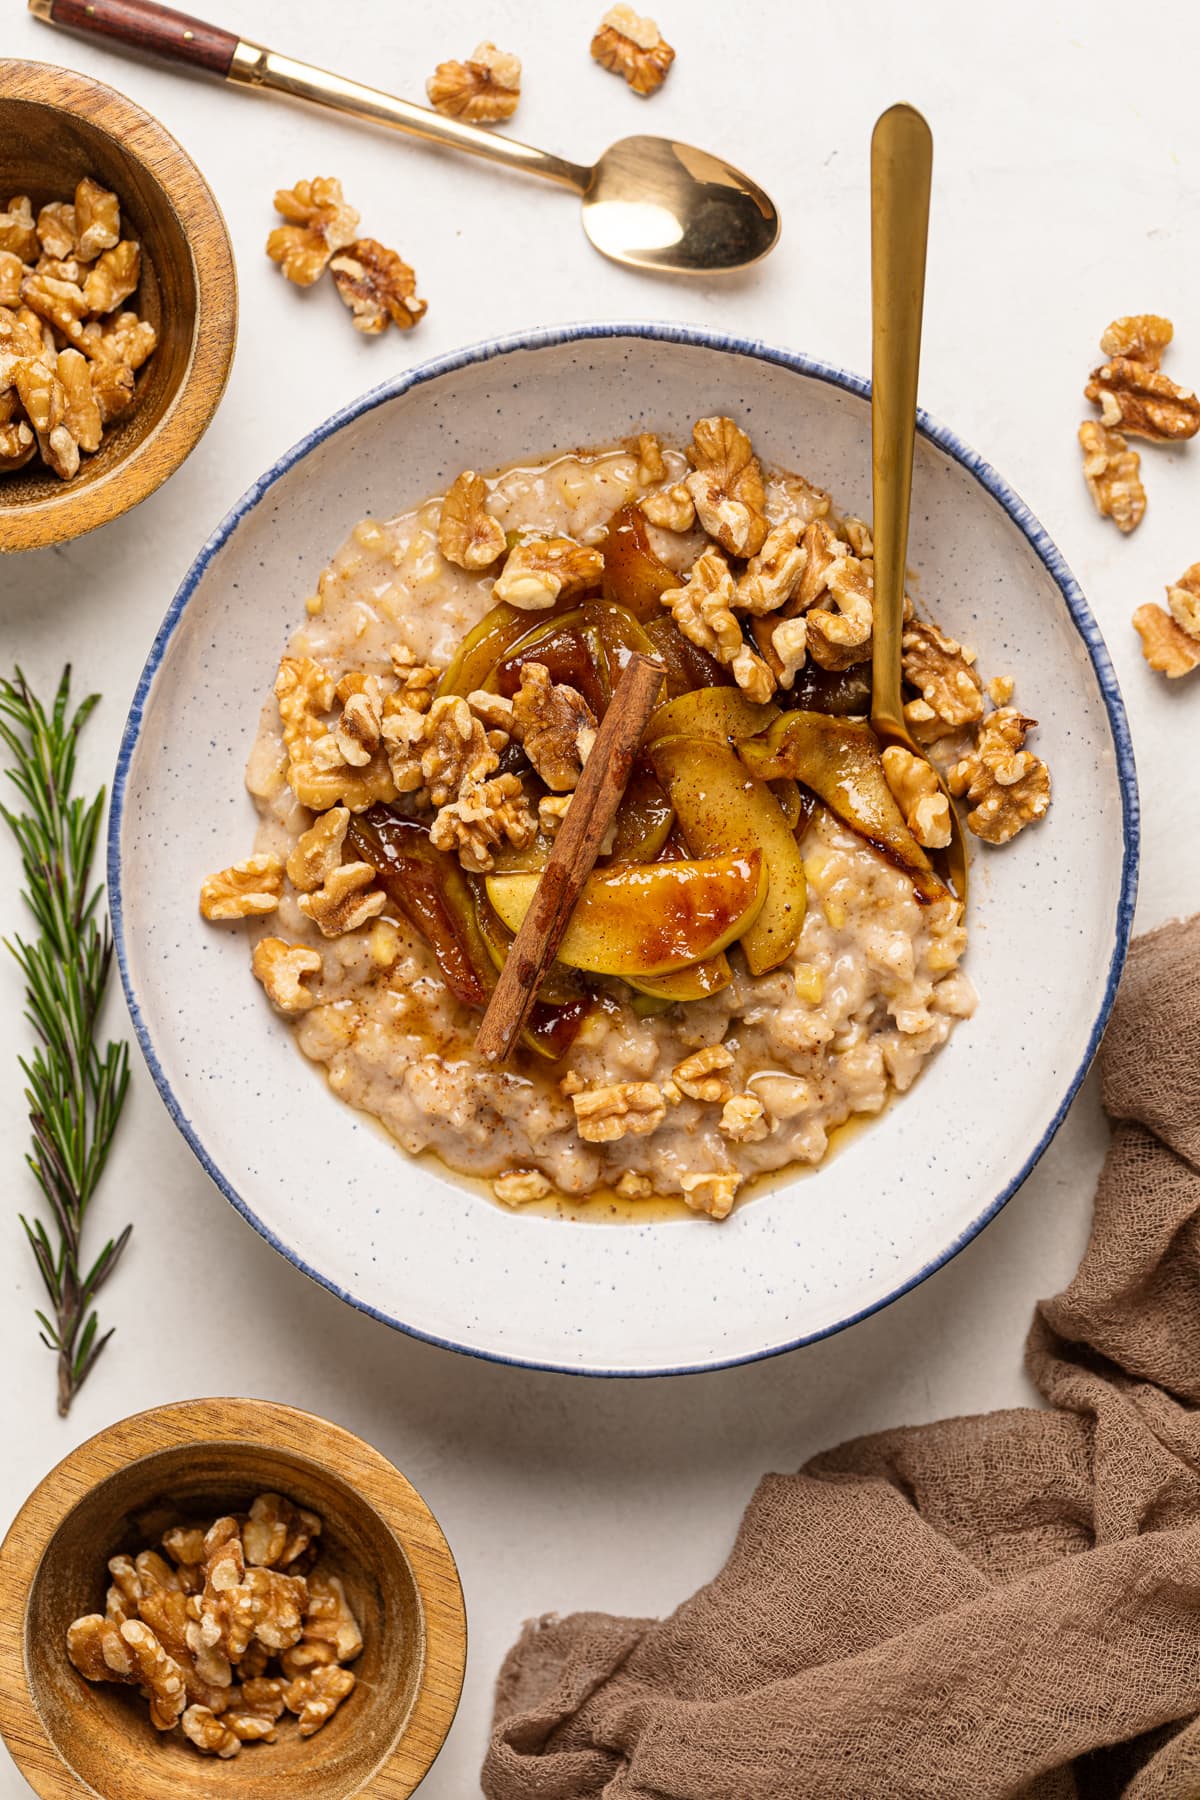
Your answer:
(2, 1), (1198, 1792)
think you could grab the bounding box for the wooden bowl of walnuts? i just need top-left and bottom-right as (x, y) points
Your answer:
(0, 59), (236, 553)
(0, 1398), (466, 1798)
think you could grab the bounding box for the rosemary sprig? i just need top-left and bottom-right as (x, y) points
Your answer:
(1, 667), (132, 1417)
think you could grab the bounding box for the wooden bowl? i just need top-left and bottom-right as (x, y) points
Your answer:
(0, 60), (236, 552)
(0, 1399), (466, 1798)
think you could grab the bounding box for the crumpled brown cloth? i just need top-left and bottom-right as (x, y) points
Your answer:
(484, 916), (1200, 1800)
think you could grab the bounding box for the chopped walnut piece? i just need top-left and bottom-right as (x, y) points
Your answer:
(243, 1494), (323, 1571)
(494, 1169), (553, 1206)
(297, 1572), (362, 1664)
(1166, 563), (1200, 641)
(74, 177), (121, 261)
(80, 308), (157, 371)
(735, 516), (809, 614)
(82, 240), (140, 314)
(335, 679), (386, 766)
(1085, 357), (1200, 442)
(902, 619), (984, 731)
(881, 745), (952, 849)
(0, 416), (34, 470)
(987, 674), (1014, 706)
(572, 1081), (667, 1142)
(730, 641), (776, 702)
(1132, 603), (1200, 678)
(57, 348), (102, 452)
(719, 1093), (769, 1142)
(948, 707), (1051, 845)
(390, 644), (442, 709)
(284, 1664), (357, 1738)
(20, 269), (89, 344)
(636, 432), (666, 483)
(512, 661), (597, 791)
(754, 613), (808, 689)
(799, 524), (874, 671)
(0, 195), (38, 262)
(421, 694), (500, 805)
(615, 1170), (653, 1200)
(662, 548), (743, 664)
(591, 5), (676, 95)
(641, 483), (696, 532)
(199, 854), (284, 921)
(35, 202), (76, 261)
(1099, 314), (1173, 370)
(430, 772), (537, 872)
(678, 1170), (740, 1221)
(493, 536), (605, 610)
(538, 794), (571, 836)
(426, 41), (521, 122)
(329, 238), (427, 334)
(673, 1044), (734, 1103)
(1078, 420), (1146, 534)
(267, 177), (360, 286)
(438, 470), (506, 569)
(0, 252), (22, 307)
(286, 806), (350, 891)
(181, 1704), (241, 1758)
(298, 861), (386, 937)
(251, 938), (324, 1014)
(67, 1615), (131, 1684)
(162, 1527), (208, 1569)
(685, 416), (768, 557)
(120, 1620), (189, 1730)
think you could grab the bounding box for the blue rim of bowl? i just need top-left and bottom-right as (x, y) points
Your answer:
(108, 320), (1140, 1379)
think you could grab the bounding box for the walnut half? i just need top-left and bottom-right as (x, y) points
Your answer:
(329, 239), (427, 335)
(591, 6), (675, 95)
(426, 42), (521, 122)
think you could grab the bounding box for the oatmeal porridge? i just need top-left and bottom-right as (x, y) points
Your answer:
(203, 418), (1052, 1219)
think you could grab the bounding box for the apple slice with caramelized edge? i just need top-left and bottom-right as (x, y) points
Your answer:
(646, 685), (780, 748)
(738, 712), (948, 904)
(625, 953), (733, 1002)
(486, 852), (765, 979)
(649, 735), (808, 975)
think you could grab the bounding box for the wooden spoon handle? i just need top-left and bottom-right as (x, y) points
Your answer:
(31, 0), (237, 77)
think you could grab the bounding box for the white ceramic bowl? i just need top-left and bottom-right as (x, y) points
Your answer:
(110, 324), (1138, 1376)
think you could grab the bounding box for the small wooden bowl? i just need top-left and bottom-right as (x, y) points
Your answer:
(0, 1399), (466, 1798)
(0, 60), (237, 553)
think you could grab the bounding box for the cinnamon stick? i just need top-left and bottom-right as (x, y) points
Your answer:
(475, 652), (663, 1063)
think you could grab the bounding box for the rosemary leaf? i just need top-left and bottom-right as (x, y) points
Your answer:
(1, 668), (133, 1416)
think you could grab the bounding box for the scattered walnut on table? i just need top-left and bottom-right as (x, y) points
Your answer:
(267, 177), (360, 286)
(511, 661), (597, 791)
(685, 415), (768, 556)
(329, 237), (427, 334)
(572, 1081), (667, 1142)
(1085, 357), (1200, 442)
(948, 707), (1050, 845)
(1099, 314), (1174, 370)
(591, 5), (676, 95)
(426, 41), (521, 122)
(199, 854), (284, 921)
(493, 536), (605, 609)
(438, 470), (506, 569)
(1133, 565), (1200, 678)
(1078, 419), (1146, 534)
(882, 745), (952, 850)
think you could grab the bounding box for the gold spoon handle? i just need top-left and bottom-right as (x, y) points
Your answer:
(30, 0), (591, 192)
(869, 103), (933, 742)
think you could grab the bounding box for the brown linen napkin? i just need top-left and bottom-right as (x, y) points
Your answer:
(484, 915), (1200, 1800)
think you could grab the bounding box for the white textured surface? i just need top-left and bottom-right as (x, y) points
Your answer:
(1, 0), (1196, 1792)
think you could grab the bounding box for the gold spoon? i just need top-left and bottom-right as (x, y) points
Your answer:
(30, 0), (781, 276)
(869, 103), (968, 902)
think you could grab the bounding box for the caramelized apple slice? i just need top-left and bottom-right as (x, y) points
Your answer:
(643, 613), (731, 697)
(625, 953), (733, 1002)
(486, 852), (766, 978)
(646, 686), (779, 747)
(649, 735), (808, 975)
(600, 502), (679, 619)
(738, 712), (948, 903)
(437, 601), (553, 700)
(611, 764), (675, 861)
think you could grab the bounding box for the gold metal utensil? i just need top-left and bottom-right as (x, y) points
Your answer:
(30, 0), (781, 276)
(869, 103), (968, 902)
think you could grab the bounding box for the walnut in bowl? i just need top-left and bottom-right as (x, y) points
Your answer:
(0, 60), (236, 552)
(0, 1399), (465, 1799)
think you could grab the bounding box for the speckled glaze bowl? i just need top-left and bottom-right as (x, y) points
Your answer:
(108, 324), (1138, 1377)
